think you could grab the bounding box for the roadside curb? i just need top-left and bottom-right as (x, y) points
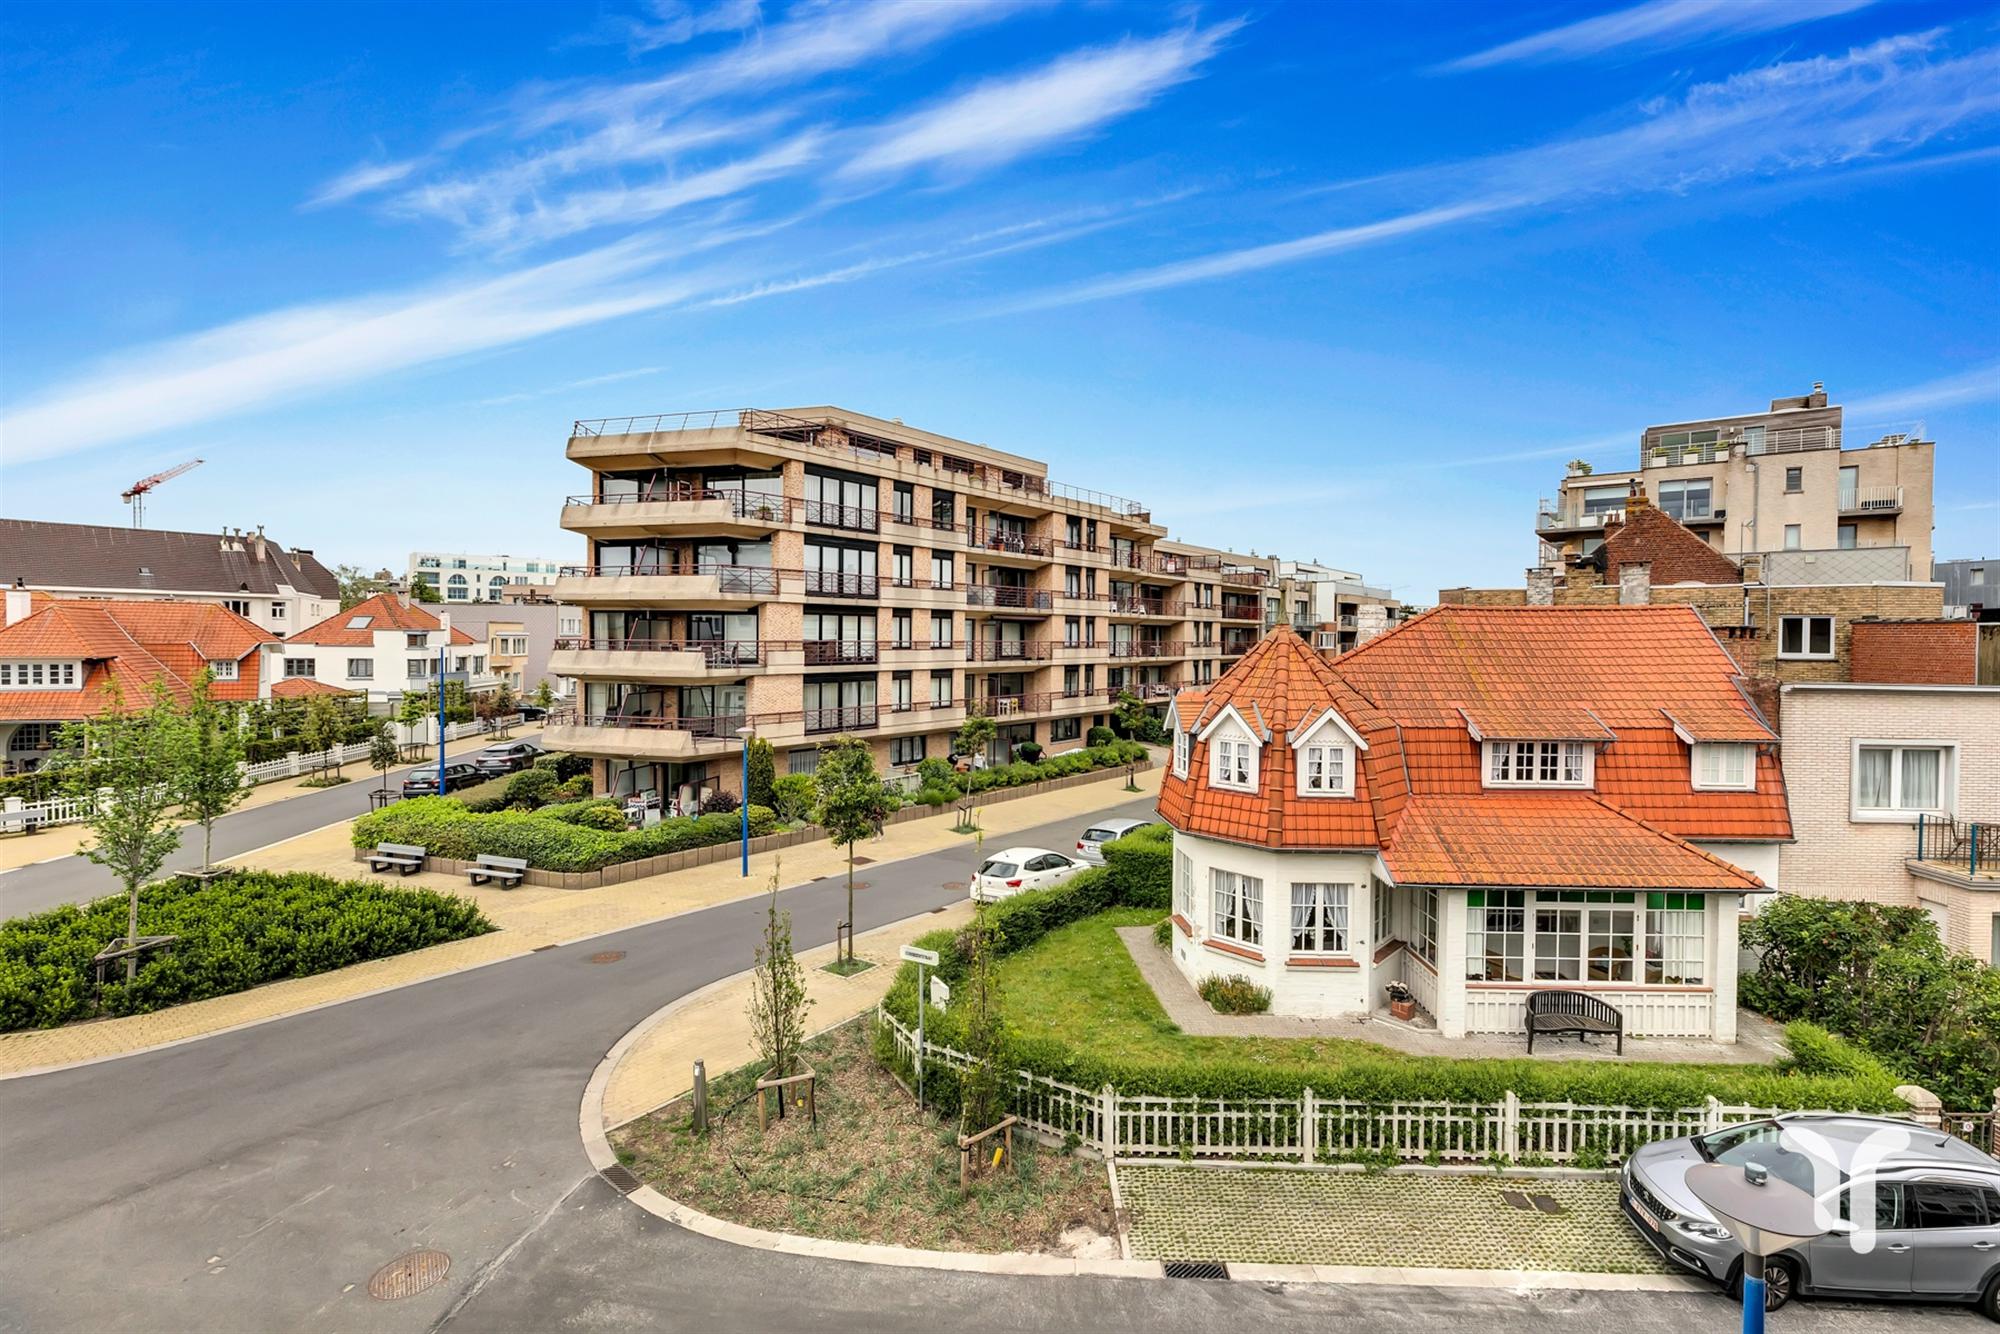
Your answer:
(577, 967), (1709, 1293)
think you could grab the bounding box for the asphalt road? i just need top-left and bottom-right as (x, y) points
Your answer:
(0, 794), (1979, 1333)
(0, 752), (486, 919)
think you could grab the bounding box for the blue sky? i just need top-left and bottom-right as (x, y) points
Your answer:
(2, 0), (1995, 599)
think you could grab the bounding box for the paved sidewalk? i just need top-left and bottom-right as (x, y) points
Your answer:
(0, 768), (1158, 1075)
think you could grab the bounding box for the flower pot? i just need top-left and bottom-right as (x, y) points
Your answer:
(1389, 998), (1416, 1022)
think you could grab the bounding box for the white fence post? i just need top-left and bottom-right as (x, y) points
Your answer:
(1704, 1095), (1724, 1134)
(1100, 1084), (1117, 1160)
(1501, 1090), (1521, 1162)
(287, 752), (302, 778)
(1301, 1087), (1317, 1163)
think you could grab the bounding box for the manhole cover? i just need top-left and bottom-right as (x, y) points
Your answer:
(600, 1163), (644, 1195)
(589, 950), (626, 964)
(941, 881), (966, 892)
(368, 1249), (451, 1300)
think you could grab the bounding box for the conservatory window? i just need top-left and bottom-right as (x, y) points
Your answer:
(1211, 869), (1262, 946)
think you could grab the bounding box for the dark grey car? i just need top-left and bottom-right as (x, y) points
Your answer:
(1621, 1113), (2000, 1319)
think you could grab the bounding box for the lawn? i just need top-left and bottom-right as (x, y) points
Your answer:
(611, 1020), (1114, 1254)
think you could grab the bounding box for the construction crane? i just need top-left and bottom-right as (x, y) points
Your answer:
(121, 458), (203, 528)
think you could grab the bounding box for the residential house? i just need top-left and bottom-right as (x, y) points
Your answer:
(1159, 607), (1791, 1042)
(407, 551), (565, 603)
(0, 519), (338, 635)
(1778, 682), (2000, 964)
(0, 589), (280, 773)
(1536, 383), (1935, 573)
(434, 602), (574, 697)
(282, 593), (494, 706)
(548, 406), (1378, 809)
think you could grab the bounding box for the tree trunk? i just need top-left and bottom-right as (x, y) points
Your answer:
(125, 883), (139, 982)
(846, 846), (856, 963)
(203, 820), (213, 874)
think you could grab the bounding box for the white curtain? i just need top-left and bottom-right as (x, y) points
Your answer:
(1900, 748), (1940, 810)
(1856, 748), (1891, 808)
(1291, 884), (1316, 948)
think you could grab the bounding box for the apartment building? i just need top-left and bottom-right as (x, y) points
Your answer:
(408, 550), (568, 603)
(1536, 384), (1935, 574)
(282, 592), (496, 706)
(545, 406), (1376, 810)
(1933, 557), (1993, 618)
(0, 519), (338, 635)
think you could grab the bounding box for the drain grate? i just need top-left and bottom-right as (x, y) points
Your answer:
(600, 1163), (644, 1195)
(589, 950), (626, 965)
(1163, 1259), (1230, 1280)
(367, 1249), (451, 1301)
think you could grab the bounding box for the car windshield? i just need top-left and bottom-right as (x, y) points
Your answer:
(1693, 1121), (1824, 1193)
(1083, 828), (1117, 842)
(979, 860), (1018, 879)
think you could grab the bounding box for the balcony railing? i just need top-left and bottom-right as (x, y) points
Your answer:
(566, 488), (793, 523)
(805, 704), (878, 734)
(966, 585), (1054, 611)
(803, 640), (879, 666)
(1536, 509), (1623, 532)
(965, 639), (1054, 662)
(966, 527), (1055, 558)
(552, 709), (750, 740)
(1103, 681), (1177, 702)
(1839, 485), (1903, 514)
(803, 570), (880, 599)
(1110, 595), (1184, 617)
(554, 637), (762, 666)
(1107, 640), (1184, 659)
(1913, 814), (1998, 877)
(559, 563), (781, 595)
(1219, 602), (1261, 622)
(802, 499), (880, 532)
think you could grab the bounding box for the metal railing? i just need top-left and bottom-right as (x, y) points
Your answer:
(1915, 814), (1997, 877)
(557, 562), (781, 596)
(966, 585), (1053, 611)
(803, 570), (880, 599)
(966, 527), (1056, 558)
(964, 639), (1054, 662)
(1107, 640), (1184, 659)
(554, 637), (762, 666)
(802, 499), (880, 532)
(563, 488), (792, 523)
(803, 640), (879, 667)
(1110, 595), (1185, 617)
(1839, 485), (1904, 514)
(1219, 602), (1261, 622)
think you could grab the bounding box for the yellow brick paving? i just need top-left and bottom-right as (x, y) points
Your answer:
(1118, 1167), (1674, 1272)
(0, 766), (1159, 1075)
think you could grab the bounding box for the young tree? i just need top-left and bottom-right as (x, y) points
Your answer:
(408, 580), (441, 603)
(746, 865), (811, 1084)
(174, 669), (247, 872)
(953, 706), (997, 766)
(1111, 689), (1149, 741)
(744, 735), (777, 812)
(532, 679), (557, 712)
(395, 691), (431, 760)
(58, 684), (186, 981)
(958, 898), (1009, 1135)
(333, 564), (389, 610)
(812, 736), (894, 964)
(368, 722), (400, 796)
(301, 695), (344, 776)
(490, 683), (517, 737)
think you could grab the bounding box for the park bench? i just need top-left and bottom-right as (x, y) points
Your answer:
(1525, 989), (1624, 1055)
(467, 854), (528, 889)
(366, 842), (427, 876)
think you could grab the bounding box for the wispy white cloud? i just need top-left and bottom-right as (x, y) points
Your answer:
(477, 364), (669, 406)
(1843, 360), (2000, 420)
(562, 0), (764, 55)
(0, 241), (711, 463)
(1001, 33), (2000, 312)
(842, 20), (1241, 178)
(1439, 0), (1875, 73)
(303, 155), (431, 209)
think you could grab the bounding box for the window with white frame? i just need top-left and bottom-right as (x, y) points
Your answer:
(1416, 885), (1438, 964)
(346, 658), (373, 680)
(1779, 615), (1834, 659)
(1298, 740), (1350, 796)
(1464, 889), (1525, 981)
(1853, 742), (1952, 818)
(270, 602), (286, 620)
(1209, 730), (1256, 791)
(0, 662), (80, 688)
(1174, 849), (1193, 921)
(1371, 878), (1392, 945)
(223, 599), (251, 617)
(1210, 869), (1262, 946)
(1484, 740), (1591, 788)
(207, 659), (239, 681)
(1532, 891), (1636, 982)
(1289, 883), (1351, 954)
(1172, 727), (1189, 777)
(1644, 893), (1706, 984)
(1691, 743), (1755, 791)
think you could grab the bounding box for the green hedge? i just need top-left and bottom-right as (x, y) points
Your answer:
(351, 797), (778, 872)
(1100, 822), (1170, 909)
(0, 871), (491, 1030)
(880, 872), (1903, 1114)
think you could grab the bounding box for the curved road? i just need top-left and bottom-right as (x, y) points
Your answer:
(0, 795), (1975, 1333)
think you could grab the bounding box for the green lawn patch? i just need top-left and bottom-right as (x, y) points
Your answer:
(0, 870), (492, 1030)
(820, 957), (876, 978)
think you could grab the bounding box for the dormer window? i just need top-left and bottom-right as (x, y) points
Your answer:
(1485, 740), (1591, 789)
(0, 661), (80, 689)
(1210, 734), (1256, 791)
(1172, 728), (1190, 778)
(1691, 743), (1754, 791)
(1299, 741), (1349, 797)
(207, 659), (239, 681)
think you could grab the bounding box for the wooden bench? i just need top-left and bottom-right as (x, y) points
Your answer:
(1525, 988), (1624, 1055)
(467, 854), (528, 889)
(367, 842), (426, 876)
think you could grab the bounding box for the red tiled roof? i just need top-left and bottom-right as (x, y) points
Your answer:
(270, 678), (360, 698)
(288, 592), (476, 646)
(1382, 794), (1765, 890)
(1158, 607), (1791, 885)
(0, 598), (275, 719)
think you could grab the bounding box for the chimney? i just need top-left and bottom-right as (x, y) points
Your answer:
(1354, 604), (1391, 645)
(1624, 480), (1651, 513)
(1619, 562), (1652, 606)
(251, 525), (267, 563)
(1526, 567), (1556, 606)
(5, 584), (31, 627)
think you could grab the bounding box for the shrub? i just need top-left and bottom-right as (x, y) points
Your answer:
(915, 756), (961, 793)
(771, 773), (817, 823)
(1100, 822), (1171, 909)
(503, 766), (560, 809)
(1152, 917), (1173, 951)
(534, 751), (593, 782)
(1198, 974), (1272, 1014)
(576, 805), (630, 831)
(554, 774), (594, 802)
(914, 784), (957, 807)
(0, 871), (491, 1030)
(745, 737), (777, 812)
(699, 789), (740, 816)
(1014, 740), (1043, 763)
(453, 776), (517, 813)
(351, 798), (776, 872)
(1086, 725), (1117, 748)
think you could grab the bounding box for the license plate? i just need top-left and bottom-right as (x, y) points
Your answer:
(1629, 1195), (1660, 1232)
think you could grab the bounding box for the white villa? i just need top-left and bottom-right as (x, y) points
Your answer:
(1158, 608), (1793, 1042)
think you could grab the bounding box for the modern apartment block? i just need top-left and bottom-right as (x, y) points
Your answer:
(546, 406), (1386, 810)
(407, 550), (568, 603)
(1536, 383), (1935, 574)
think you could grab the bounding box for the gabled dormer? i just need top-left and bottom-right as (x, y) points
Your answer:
(1290, 706), (1366, 797)
(1198, 702), (1267, 793)
(1460, 706), (1608, 790)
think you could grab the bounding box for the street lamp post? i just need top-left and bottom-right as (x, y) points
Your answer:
(736, 725), (755, 877)
(436, 646), (447, 793)
(1686, 1160), (1830, 1334)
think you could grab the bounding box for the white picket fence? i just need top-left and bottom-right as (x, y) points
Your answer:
(877, 1004), (1789, 1166)
(2, 714), (527, 830)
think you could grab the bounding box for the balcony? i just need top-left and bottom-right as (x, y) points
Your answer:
(553, 562), (779, 608)
(545, 709), (759, 761)
(978, 689), (1092, 720)
(1107, 640), (1184, 660)
(560, 489), (791, 539)
(965, 527), (1056, 564)
(965, 639), (1054, 663)
(966, 585), (1053, 612)
(802, 499), (879, 534)
(549, 637), (764, 680)
(1839, 485), (1903, 516)
(1109, 595), (1184, 619)
(1219, 601), (1261, 622)
(803, 639), (879, 667)
(804, 704), (879, 735)
(1910, 814), (2000, 884)
(802, 570), (880, 600)
(1536, 508), (1623, 534)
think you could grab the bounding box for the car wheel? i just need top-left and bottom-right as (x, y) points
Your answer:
(1978, 1272), (2000, 1323)
(1729, 1258), (1796, 1311)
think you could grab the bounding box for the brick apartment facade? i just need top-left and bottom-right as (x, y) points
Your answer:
(1849, 619), (1981, 685)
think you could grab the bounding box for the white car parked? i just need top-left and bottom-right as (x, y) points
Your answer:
(1075, 817), (1149, 865)
(970, 847), (1086, 902)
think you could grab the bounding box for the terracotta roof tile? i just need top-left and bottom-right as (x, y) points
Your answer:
(270, 678), (361, 698)
(0, 598), (275, 719)
(288, 592), (477, 646)
(1382, 794), (1765, 890)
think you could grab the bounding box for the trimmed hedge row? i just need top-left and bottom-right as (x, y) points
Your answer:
(0, 870), (491, 1030)
(881, 867), (1904, 1113)
(1099, 822), (1170, 909)
(909, 741), (1149, 807)
(351, 797), (778, 872)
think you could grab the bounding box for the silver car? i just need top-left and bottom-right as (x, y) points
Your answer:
(1074, 817), (1149, 866)
(1622, 1113), (2000, 1319)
